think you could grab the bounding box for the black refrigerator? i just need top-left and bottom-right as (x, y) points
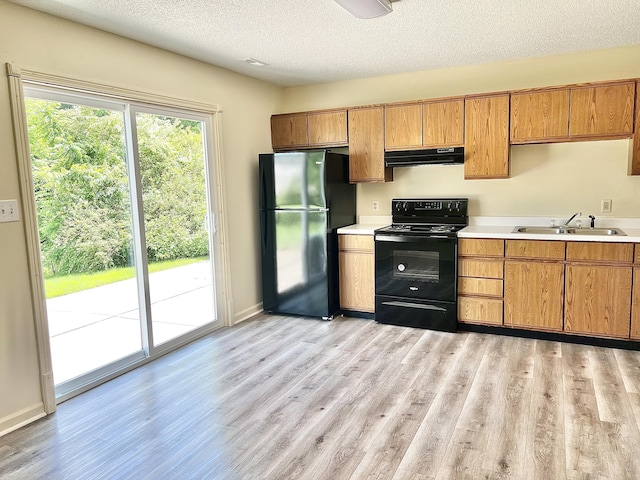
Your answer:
(259, 151), (356, 319)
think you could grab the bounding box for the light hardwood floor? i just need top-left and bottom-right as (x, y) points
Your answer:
(3, 314), (640, 479)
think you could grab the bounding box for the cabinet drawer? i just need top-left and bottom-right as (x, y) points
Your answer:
(458, 259), (504, 279)
(458, 277), (503, 297)
(566, 242), (634, 263)
(339, 234), (374, 252)
(635, 244), (640, 263)
(459, 239), (504, 257)
(506, 240), (565, 260)
(458, 296), (503, 325)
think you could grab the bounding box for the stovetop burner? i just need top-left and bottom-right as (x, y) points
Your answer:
(377, 223), (464, 237)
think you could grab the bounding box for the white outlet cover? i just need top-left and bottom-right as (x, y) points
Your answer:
(0, 200), (20, 223)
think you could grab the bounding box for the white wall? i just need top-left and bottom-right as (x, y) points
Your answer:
(0, 0), (281, 433)
(280, 46), (640, 219)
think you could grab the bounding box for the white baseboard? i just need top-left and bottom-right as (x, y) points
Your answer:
(0, 403), (46, 438)
(233, 303), (263, 325)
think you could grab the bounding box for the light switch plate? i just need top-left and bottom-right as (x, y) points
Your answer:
(0, 200), (20, 223)
(600, 199), (612, 213)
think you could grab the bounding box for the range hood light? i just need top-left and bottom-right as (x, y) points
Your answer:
(333, 0), (392, 19)
(243, 58), (268, 67)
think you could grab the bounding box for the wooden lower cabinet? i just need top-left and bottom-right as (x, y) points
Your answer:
(632, 268), (640, 339)
(338, 235), (375, 313)
(504, 261), (564, 331)
(458, 296), (503, 325)
(565, 264), (633, 338)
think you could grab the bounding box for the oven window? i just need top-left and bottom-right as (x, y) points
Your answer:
(393, 250), (439, 282)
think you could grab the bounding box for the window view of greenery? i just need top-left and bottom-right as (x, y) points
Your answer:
(26, 99), (210, 298)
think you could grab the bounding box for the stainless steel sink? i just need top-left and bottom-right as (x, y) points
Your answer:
(512, 226), (626, 236)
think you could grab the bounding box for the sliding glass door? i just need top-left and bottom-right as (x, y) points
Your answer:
(24, 88), (220, 399)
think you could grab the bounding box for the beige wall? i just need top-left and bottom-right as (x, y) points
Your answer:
(0, 1), (281, 432)
(281, 46), (640, 219)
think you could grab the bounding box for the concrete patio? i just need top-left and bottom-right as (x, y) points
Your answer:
(47, 261), (215, 384)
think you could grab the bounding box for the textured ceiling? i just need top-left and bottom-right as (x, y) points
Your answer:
(8, 0), (640, 87)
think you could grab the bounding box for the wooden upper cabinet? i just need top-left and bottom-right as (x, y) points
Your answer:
(384, 103), (422, 150)
(423, 98), (464, 147)
(569, 82), (635, 138)
(308, 110), (348, 147)
(464, 94), (510, 179)
(630, 80), (640, 176)
(271, 114), (308, 149)
(510, 89), (570, 143)
(348, 107), (392, 183)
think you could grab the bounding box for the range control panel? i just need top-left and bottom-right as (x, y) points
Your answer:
(392, 198), (468, 216)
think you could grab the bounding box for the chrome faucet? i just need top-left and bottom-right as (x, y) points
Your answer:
(563, 211), (581, 226)
(588, 215), (595, 229)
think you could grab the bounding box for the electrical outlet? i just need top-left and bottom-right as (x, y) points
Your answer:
(372, 200), (379, 212)
(600, 199), (612, 213)
(0, 200), (20, 223)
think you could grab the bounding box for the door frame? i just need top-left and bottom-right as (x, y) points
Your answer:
(6, 63), (233, 411)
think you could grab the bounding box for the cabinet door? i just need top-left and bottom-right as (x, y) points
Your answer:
(423, 99), (464, 147)
(385, 103), (422, 149)
(339, 250), (375, 313)
(510, 90), (569, 142)
(565, 264), (632, 338)
(348, 107), (391, 183)
(308, 110), (348, 146)
(569, 82), (635, 137)
(459, 238), (504, 257)
(464, 94), (510, 179)
(271, 114), (308, 149)
(632, 268), (640, 340)
(630, 80), (640, 176)
(504, 261), (564, 331)
(458, 296), (503, 325)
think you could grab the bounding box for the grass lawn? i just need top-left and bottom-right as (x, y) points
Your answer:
(44, 257), (208, 299)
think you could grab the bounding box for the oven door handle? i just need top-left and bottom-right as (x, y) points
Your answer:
(381, 300), (447, 312)
(375, 234), (454, 243)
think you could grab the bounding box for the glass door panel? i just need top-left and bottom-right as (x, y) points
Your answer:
(134, 112), (215, 347)
(25, 96), (143, 386)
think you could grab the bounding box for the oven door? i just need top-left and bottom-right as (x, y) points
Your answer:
(375, 234), (457, 302)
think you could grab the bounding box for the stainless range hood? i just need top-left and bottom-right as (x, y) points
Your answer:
(384, 147), (464, 167)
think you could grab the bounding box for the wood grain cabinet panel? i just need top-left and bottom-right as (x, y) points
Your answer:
(458, 277), (503, 297)
(384, 103), (422, 149)
(569, 82), (635, 137)
(348, 107), (392, 183)
(566, 242), (634, 263)
(423, 99), (464, 147)
(510, 89), (570, 142)
(271, 114), (308, 149)
(338, 235), (375, 313)
(636, 244), (640, 263)
(505, 240), (565, 260)
(565, 264), (632, 338)
(458, 259), (504, 279)
(459, 239), (504, 257)
(504, 261), (564, 331)
(630, 80), (640, 176)
(458, 296), (503, 325)
(464, 94), (510, 179)
(308, 110), (348, 146)
(632, 268), (640, 339)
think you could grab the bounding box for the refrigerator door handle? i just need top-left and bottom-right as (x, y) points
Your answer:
(260, 209), (268, 255)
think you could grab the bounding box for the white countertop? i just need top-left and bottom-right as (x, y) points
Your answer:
(338, 216), (640, 242)
(460, 217), (640, 243)
(337, 215), (391, 235)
